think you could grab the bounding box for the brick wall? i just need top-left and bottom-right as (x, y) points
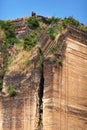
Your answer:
(43, 37), (87, 130)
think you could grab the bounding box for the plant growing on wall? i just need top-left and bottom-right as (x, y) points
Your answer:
(47, 26), (57, 40)
(79, 25), (87, 31)
(48, 16), (60, 24)
(25, 59), (31, 66)
(7, 56), (14, 65)
(0, 20), (18, 46)
(8, 86), (16, 97)
(50, 45), (59, 53)
(26, 16), (40, 29)
(37, 60), (43, 72)
(24, 33), (37, 51)
(62, 16), (80, 28)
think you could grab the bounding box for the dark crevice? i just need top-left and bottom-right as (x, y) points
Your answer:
(38, 69), (44, 129)
(37, 48), (44, 130)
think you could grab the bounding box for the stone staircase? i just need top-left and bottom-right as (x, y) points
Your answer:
(38, 32), (57, 55)
(67, 25), (87, 45)
(38, 25), (87, 57)
(11, 18), (29, 39)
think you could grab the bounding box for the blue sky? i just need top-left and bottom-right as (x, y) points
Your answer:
(0, 0), (87, 25)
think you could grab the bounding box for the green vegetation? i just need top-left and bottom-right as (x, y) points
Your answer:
(62, 16), (80, 28)
(45, 45), (59, 56)
(24, 33), (37, 51)
(0, 16), (86, 53)
(26, 16), (40, 29)
(79, 25), (87, 31)
(0, 70), (4, 78)
(25, 59), (31, 66)
(50, 45), (59, 52)
(47, 26), (59, 40)
(48, 16), (60, 24)
(47, 17), (61, 39)
(57, 59), (62, 66)
(8, 86), (16, 97)
(0, 20), (18, 46)
(0, 16), (86, 82)
(3, 56), (14, 72)
(51, 56), (62, 66)
(46, 16), (87, 39)
(7, 56), (14, 65)
(37, 60), (43, 72)
(59, 16), (87, 31)
(3, 21), (15, 38)
(47, 26), (55, 40)
(0, 15), (86, 96)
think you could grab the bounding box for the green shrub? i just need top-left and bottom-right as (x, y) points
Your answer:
(8, 86), (16, 97)
(51, 57), (62, 66)
(24, 33), (37, 51)
(62, 16), (80, 28)
(57, 22), (63, 32)
(6, 37), (19, 45)
(0, 20), (18, 46)
(26, 17), (39, 29)
(57, 59), (62, 66)
(47, 26), (56, 40)
(4, 21), (15, 38)
(0, 20), (6, 28)
(37, 60), (43, 72)
(47, 25), (59, 40)
(79, 25), (87, 31)
(0, 20), (15, 38)
(48, 17), (60, 24)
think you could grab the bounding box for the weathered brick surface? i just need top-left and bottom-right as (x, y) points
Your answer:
(11, 18), (29, 39)
(1, 87), (37, 130)
(0, 61), (40, 130)
(43, 37), (87, 130)
(0, 25), (87, 130)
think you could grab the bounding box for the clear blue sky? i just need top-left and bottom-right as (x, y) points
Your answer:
(0, 0), (87, 25)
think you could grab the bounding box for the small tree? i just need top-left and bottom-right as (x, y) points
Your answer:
(26, 17), (39, 29)
(24, 33), (37, 51)
(47, 26), (58, 40)
(8, 86), (16, 97)
(47, 26), (55, 40)
(0, 20), (18, 46)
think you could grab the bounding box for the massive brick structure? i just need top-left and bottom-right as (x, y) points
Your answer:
(0, 25), (87, 130)
(43, 26), (87, 130)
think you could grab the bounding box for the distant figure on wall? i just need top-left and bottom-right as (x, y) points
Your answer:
(32, 11), (36, 16)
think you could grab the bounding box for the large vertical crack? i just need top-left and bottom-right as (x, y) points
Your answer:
(36, 48), (44, 130)
(38, 63), (44, 130)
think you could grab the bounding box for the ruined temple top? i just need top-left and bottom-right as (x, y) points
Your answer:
(67, 25), (87, 45)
